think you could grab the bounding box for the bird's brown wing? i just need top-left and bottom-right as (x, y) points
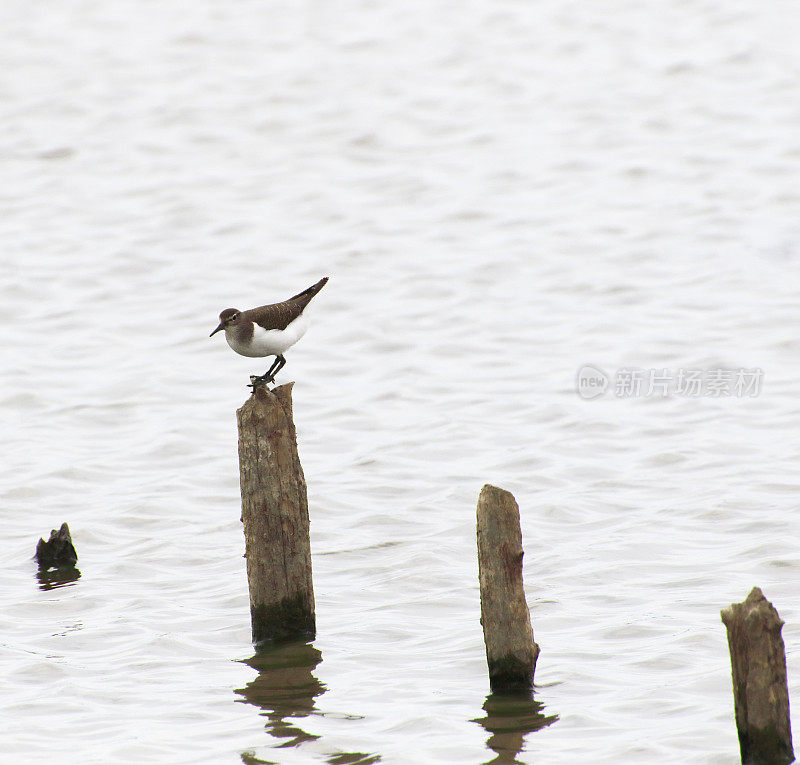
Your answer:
(246, 277), (329, 331)
(245, 301), (304, 331)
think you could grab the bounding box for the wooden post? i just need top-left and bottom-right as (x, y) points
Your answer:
(237, 383), (315, 646)
(721, 587), (794, 765)
(35, 522), (78, 570)
(477, 484), (539, 693)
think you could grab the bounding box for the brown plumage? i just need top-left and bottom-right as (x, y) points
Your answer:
(212, 277), (329, 337)
(247, 276), (329, 331)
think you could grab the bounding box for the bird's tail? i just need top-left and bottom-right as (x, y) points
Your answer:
(290, 276), (329, 304)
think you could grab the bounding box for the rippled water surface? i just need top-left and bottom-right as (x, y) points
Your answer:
(4, 1), (800, 763)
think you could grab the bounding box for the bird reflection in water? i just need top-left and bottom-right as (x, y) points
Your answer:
(235, 640), (381, 764)
(473, 691), (558, 764)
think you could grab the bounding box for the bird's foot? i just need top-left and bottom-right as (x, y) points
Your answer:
(248, 374), (275, 390)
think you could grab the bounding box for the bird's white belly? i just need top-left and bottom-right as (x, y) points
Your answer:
(226, 312), (310, 357)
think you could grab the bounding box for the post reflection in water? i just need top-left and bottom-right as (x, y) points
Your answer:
(473, 691), (558, 765)
(235, 640), (381, 765)
(236, 640), (325, 749)
(36, 567), (81, 591)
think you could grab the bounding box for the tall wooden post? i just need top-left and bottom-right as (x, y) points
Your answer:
(721, 587), (794, 765)
(477, 484), (539, 693)
(237, 383), (315, 646)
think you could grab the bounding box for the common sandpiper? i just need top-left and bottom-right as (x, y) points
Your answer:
(210, 276), (328, 387)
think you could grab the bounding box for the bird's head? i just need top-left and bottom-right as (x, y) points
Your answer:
(210, 308), (242, 337)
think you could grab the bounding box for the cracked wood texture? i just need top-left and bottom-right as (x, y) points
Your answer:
(477, 484), (539, 693)
(721, 587), (794, 765)
(237, 383), (315, 645)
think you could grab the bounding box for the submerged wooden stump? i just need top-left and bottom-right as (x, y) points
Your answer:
(35, 522), (78, 570)
(237, 383), (315, 645)
(477, 484), (539, 693)
(721, 587), (794, 765)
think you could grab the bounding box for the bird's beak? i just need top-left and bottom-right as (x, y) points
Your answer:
(210, 322), (225, 337)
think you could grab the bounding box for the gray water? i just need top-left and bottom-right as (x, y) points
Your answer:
(3, 1), (800, 763)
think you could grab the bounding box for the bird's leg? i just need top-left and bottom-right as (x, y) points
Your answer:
(271, 354), (286, 380)
(261, 356), (281, 382)
(248, 355), (284, 389)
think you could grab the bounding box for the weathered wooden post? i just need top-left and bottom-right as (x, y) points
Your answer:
(237, 382), (315, 646)
(477, 484), (539, 693)
(35, 522), (78, 570)
(721, 587), (794, 765)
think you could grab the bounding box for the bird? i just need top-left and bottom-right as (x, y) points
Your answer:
(210, 276), (329, 387)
